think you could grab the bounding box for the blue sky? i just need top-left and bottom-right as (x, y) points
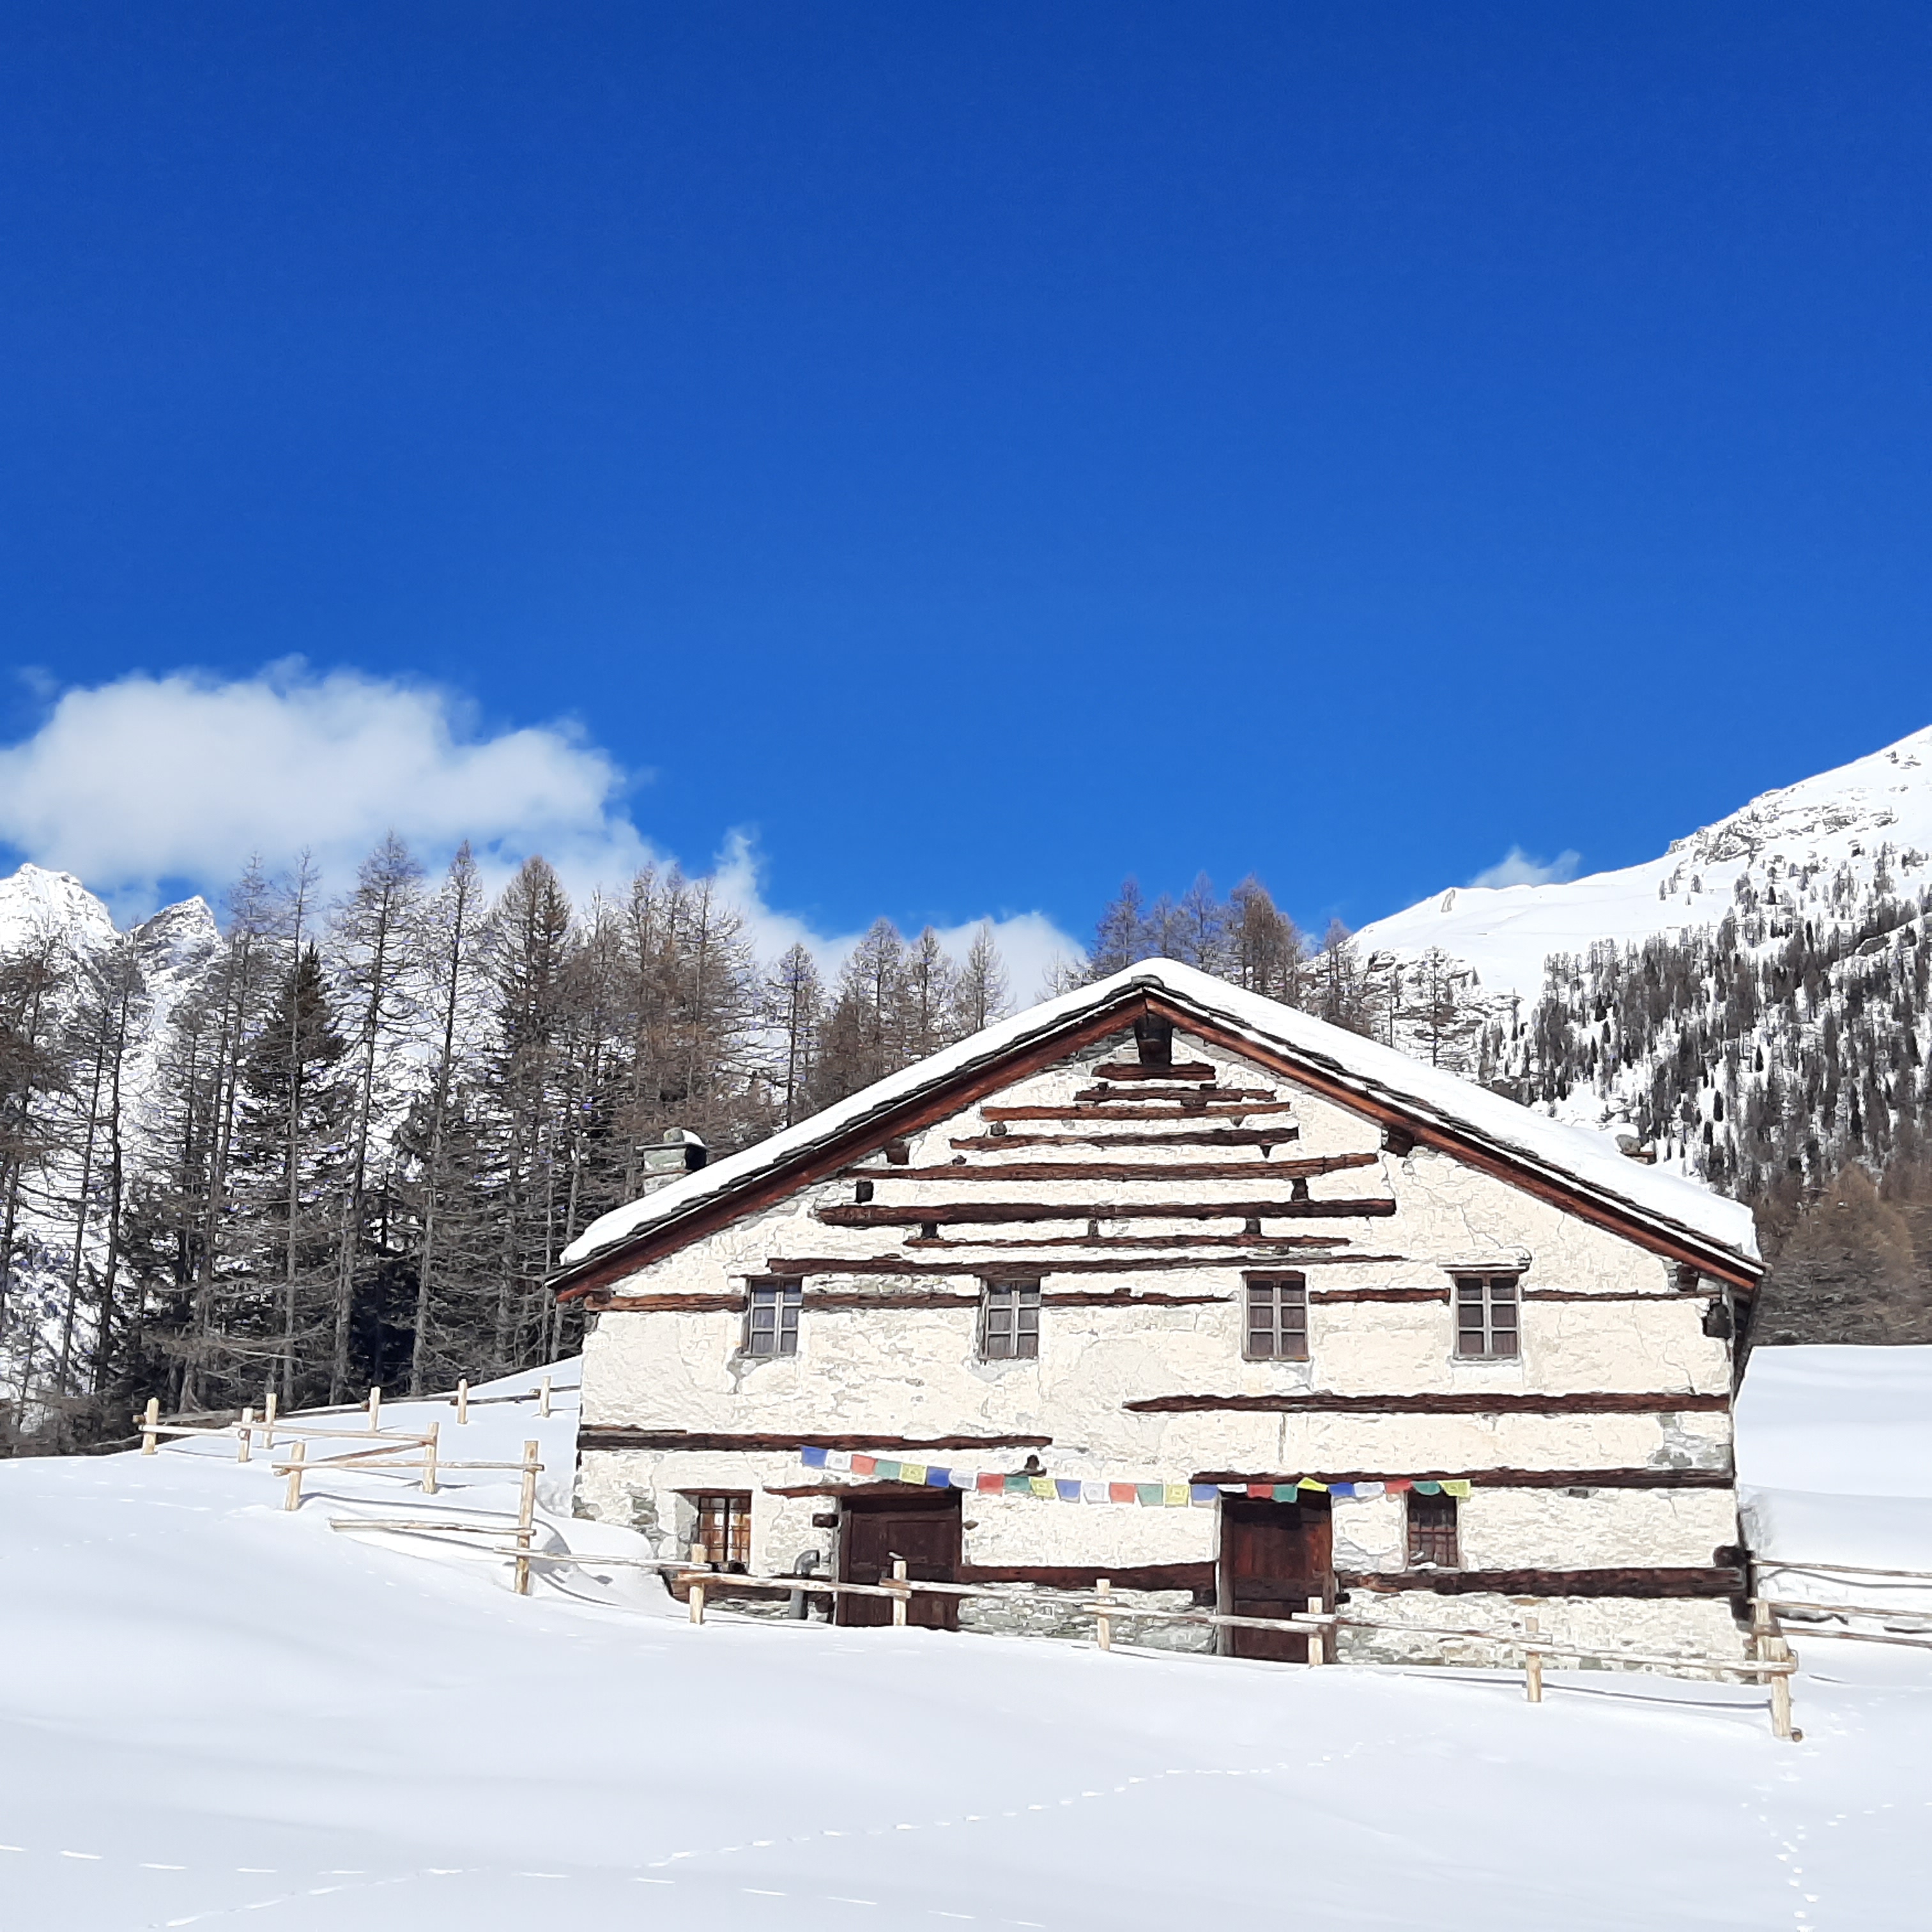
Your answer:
(3, 4), (1931, 977)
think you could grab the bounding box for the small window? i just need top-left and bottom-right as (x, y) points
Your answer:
(1407, 1491), (1460, 1568)
(745, 1278), (801, 1356)
(688, 1492), (751, 1570)
(980, 1280), (1040, 1360)
(1245, 1275), (1308, 1360)
(1454, 1275), (1520, 1360)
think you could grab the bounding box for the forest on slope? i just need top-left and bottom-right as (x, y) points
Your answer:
(0, 843), (1013, 1450)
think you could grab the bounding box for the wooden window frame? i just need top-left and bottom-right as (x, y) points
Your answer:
(744, 1277), (802, 1357)
(684, 1491), (753, 1571)
(979, 1279), (1041, 1360)
(1453, 1273), (1521, 1360)
(1244, 1273), (1309, 1361)
(1406, 1490), (1460, 1569)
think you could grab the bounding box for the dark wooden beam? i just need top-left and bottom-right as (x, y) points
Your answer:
(1522, 1287), (1722, 1303)
(1088, 1061), (1218, 1082)
(983, 1101), (1301, 1121)
(1308, 1286), (1451, 1304)
(842, 1153), (1381, 1185)
(816, 1198), (1398, 1227)
(907, 1232), (1347, 1250)
(949, 1129), (1304, 1151)
(1071, 1084), (1276, 1104)
(1126, 1390), (1730, 1415)
(774, 1252), (1393, 1275)
(579, 1427), (1054, 1453)
(1339, 1566), (1745, 1598)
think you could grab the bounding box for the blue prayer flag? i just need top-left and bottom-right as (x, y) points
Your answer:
(926, 1467), (952, 1487)
(1055, 1479), (1081, 1501)
(801, 1446), (828, 1468)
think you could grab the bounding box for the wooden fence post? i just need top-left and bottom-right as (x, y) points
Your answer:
(1769, 1637), (1795, 1742)
(238, 1406), (254, 1463)
(1751, 1597), (1772, 1667)
(140, 1397), (160, 1455)
(892, 1556), (908, 1627)
(263, 1389), (277, 1451)
(538, 1374), (551, 1419)
(1307, 1596), (1326, 1665)
(456, 1378), (468, 1425)
(514, 1439), (539, 1596)
(1524, 1616), (1543, 1704)
(367, 1386), (381, 1432)
(689, 1576), (707, 1625)
(422, 1421), (439, 1496)
(283, 1439), (306, 1512)
(1094, 1577), (1113, 1652)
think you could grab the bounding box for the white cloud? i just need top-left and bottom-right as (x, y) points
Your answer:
(0, 664), (1082, 996)
(1469, 845), (1582, 890)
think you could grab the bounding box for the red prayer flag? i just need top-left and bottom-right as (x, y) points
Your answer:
(1246, 1483), (1272, 1498)
(976, 1472), (1003, 1492)
(1108, 1483), (1137, 1503)
(852, 1455), (876, 1475)
(1384, 1477), (1411, 1492)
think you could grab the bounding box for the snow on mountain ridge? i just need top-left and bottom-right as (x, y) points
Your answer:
(1357, 724), (1932, 997)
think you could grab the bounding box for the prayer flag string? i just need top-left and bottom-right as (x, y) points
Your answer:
(796, 1447), (1472, 1504)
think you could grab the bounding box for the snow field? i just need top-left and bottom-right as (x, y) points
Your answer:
(0, 1355), (1928, 1929)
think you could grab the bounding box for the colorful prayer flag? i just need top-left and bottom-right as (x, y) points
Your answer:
(1298, 1478), (1329, 1493)
(801, 1446), (828, 1468)
(1413, 1480), (1441, 1496)
(852, 1455), (877, 1475)
(1109, 1483), (1137, 1503)
(825, 1450), (852, 1473)
(1006, 1474), (1032, 1494)
(1354, 1481), (1385, 1498)
(1441, 1480), (1471, 1499)
(898, 1462), (926, 1485)
(1163, 1483), (1190, 1508)
(976, 1472), (1003, 1492)
(1271, 1483), (1299, 1502)
(1029, 1477), (1055, 1500)
(1055, 1479), (1082, 1502)
(1246, 1483), (1272, 1499)
(1082, 1481), (1110, 1505)
(875, 1459), (903, 1482)
(1190, 1485), (1218, 1506)
(1383, 1478), (1411, 1492)
(926, 1467), (952, 1487)
(949, 1469), (974, 1489)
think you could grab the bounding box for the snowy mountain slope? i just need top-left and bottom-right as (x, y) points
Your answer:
(0, 1354), (1926, 1929)
(1358, 724), (1932, 997)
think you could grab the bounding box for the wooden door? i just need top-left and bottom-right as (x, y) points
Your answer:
(1218, 1494), (1333, 1662)
(838, 1491), (962, 1629)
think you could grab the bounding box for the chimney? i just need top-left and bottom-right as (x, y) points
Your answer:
(634, 1128), (708, 1198)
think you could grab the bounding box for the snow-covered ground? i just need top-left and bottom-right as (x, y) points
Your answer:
(2, 1356), (1928, 1931)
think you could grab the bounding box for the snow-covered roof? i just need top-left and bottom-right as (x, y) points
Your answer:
(556, 958), (1762, 1280)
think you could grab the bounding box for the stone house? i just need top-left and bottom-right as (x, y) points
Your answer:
(553, 960), (1763, 1665)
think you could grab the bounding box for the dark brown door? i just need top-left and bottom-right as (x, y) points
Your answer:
(1218, 1494), (1333, 1661)
(838, 1490), (962, 1629)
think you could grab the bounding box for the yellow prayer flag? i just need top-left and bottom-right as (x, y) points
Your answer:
(1163, 1483), (1190, 1508)
(1441, 1479), (1471, 1499)
(898, 1463), (926, 1485)
(1029, 1477), (1055, 1499)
